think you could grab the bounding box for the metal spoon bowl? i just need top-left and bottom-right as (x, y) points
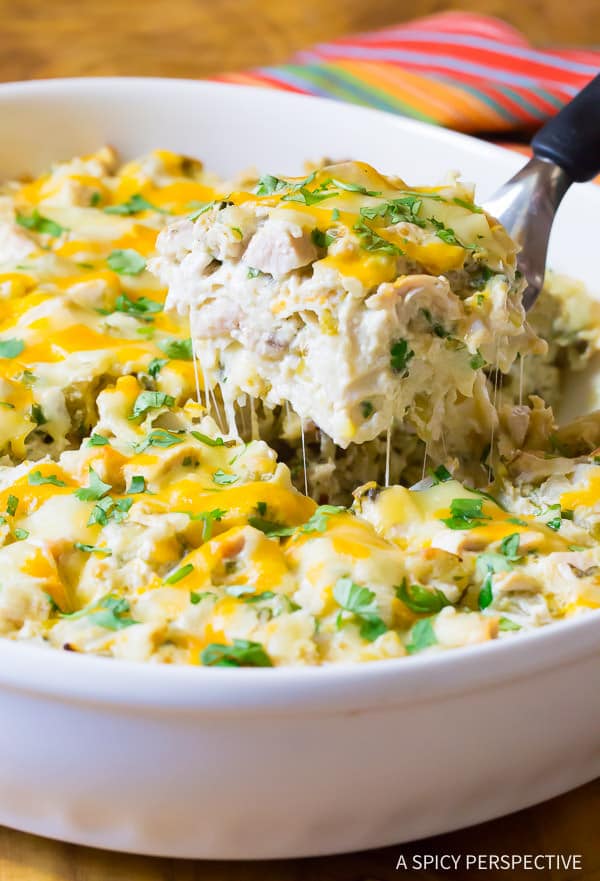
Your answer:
(482, 73), (600, 311)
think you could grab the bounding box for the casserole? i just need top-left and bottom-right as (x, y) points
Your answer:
(0, 77), (598, 858)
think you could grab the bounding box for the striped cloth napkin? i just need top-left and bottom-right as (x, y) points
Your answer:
(217, 11), (599, 137)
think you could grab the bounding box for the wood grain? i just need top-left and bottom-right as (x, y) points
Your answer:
(0, 0), (598, 877)
(0, 780), (598, 881)
(0, 0), (598, 85)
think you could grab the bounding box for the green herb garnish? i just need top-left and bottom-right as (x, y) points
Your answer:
(390, 339), (414, 374)
(396, 579), (450, 614)
(406, 617), (437, 654)
(127, 475), (146, 494)
(212, 469), (238, 486)
(104, 194), (164, 215)
(441, 497), (490, 530)
(500, 533), (520, 560)
(28, 470), (67, 487)
(74, 542), (112, 556)
(107, 248), (146, 276)
(188, 507), (227, 540)
(130, 390), (175, 419)
(164, 563), (194, 585)
(353, 219), (403, 255)
(113, 292), (163, 316)
(16, 210), (66, 237)
(147, 357), (168, 378)
(74, 467), (112, 501)
(333, 577), (387, 642)
(201, 639), (273, 667)
(191, 431), (225, 447)
(134, 429), (184, 452)
(158, 338), (193, 360)
(0, 339), (25, 359)
(360, 400), (374, 418)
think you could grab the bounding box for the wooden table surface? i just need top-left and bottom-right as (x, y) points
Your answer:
(0, 0), (599, 878)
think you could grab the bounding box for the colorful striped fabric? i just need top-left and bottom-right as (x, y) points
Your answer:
(216, 11), (600, 135)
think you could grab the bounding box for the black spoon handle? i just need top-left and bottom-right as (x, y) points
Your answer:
(531, 73), (600, 183)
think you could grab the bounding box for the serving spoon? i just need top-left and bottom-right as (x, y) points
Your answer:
(482, 73), (600, 311)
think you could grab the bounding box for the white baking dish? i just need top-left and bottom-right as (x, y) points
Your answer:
(0, 77), (598, 859)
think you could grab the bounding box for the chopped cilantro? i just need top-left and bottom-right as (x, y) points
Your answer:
(30, 403), (47, 426)
(360, 400), (374, 419)
(104, 193), (164, 215)
(0, 402), (14, 409)
(90, 191), (102, 207)
(87, 495), (132, 527)
(478, 570), (494, 610)
(201, 639), (273, 667)
(311, 228), (334, 249)
(212, 469), (238, 486)
(87, 433), (109, 446)
(88, 596), (137, 630)
(396, 579), (450, 614)
(164, 563), (194, 585)
(113, 292), (163, 316)
(300, 505), (345, 534)
(255, 174), (287, 196)
(500, 533), (521, 560)
(353, 219), (403, 255)
(187, 200), (216, 220)
(247, 267), (263, 279)
(62, 595), (137, 630)
(16, 210), (66, 237)
(190, 590), (216, 605)
(330, 178), (381, 196)
(14, 528), (29, 541)
(498, 617), (522, 632)
(107, 248), (146, 276)
(28, 470), (66, 487)
(188, 507), (227, 540)
(452, 197), (482, 213)
(420, 308), (450, 338)
(429, 217), (474, 249)
(147, 357), (168, 378)
(135, 429), (184, 452)
(431, 464), (452, 484)
(6, 495), (18, 517)
(74, 542), (112, 556)
(282, 187), (338, 206)
(406, 617), (437, 654)
(0, 338), (25, 359)
(360, 196), (425, 228)
(74, 467), (112, 501)
(390, 339), (414, 374)
(130, 390), (175, 419)
(158, 337), (193, 360)
(244, 591), (277, 604)
(127, 475), (146, 494)
(442, 497), (490, 530)
(470, 350), (486, 370)
(333, 577), (387, 642)
(191, 431), (225, 447)
(248, 517), (295, 537)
